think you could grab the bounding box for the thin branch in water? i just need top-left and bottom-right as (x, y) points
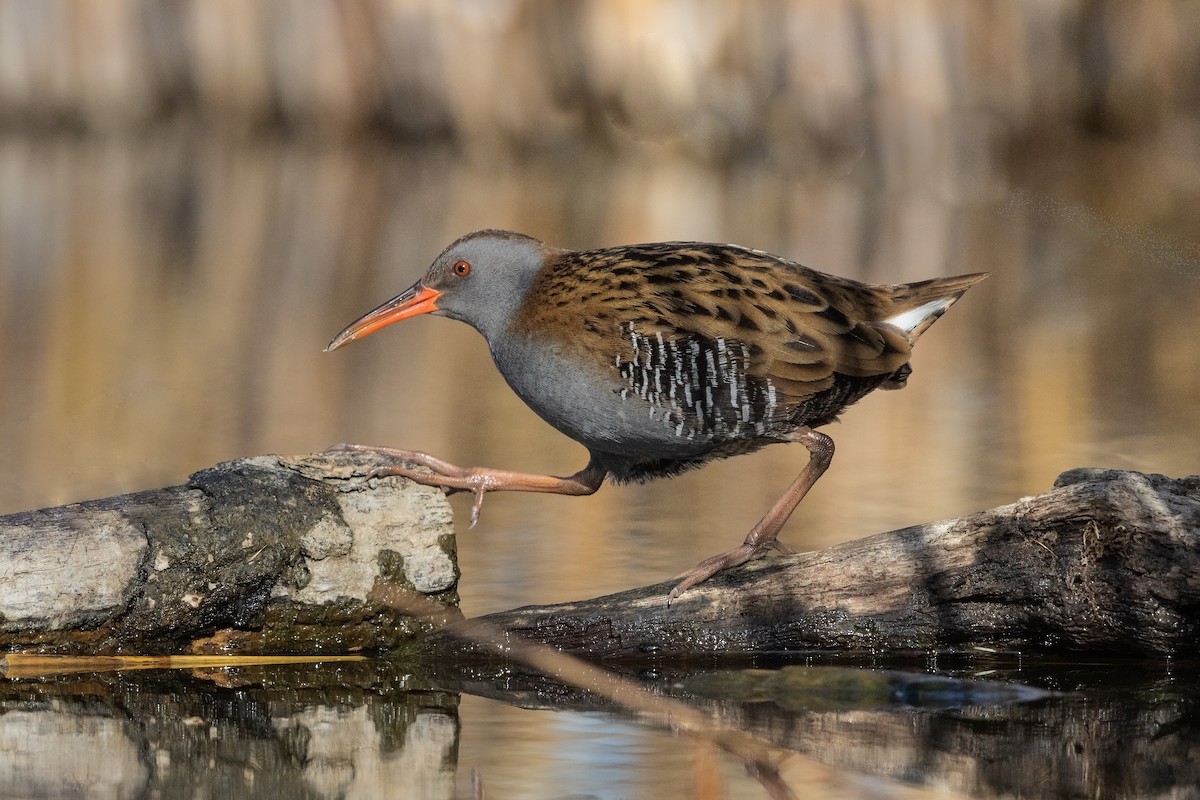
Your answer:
(366, 582), (853, 800)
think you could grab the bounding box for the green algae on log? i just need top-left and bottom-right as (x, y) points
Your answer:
(0, 452), (458, 655)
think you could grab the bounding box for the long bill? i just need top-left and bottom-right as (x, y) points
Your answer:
(325, 281), (442, 352)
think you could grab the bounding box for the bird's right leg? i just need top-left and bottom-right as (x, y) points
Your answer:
(668, 427), (834, 601)
(326, 443), (607, 526)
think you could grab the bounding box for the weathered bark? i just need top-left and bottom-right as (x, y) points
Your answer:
(0, 453), (458, 655)
(457, 469), (1200, 659)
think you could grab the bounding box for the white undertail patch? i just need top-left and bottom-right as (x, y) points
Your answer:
(886, 297), (953, 335)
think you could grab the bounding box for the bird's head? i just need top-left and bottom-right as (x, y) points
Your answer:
(325, 229), (551, 352)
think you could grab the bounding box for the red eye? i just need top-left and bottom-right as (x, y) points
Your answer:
(453, 260), (471, 277)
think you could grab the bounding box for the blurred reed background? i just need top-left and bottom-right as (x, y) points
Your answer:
(2, 1), (1198, 154)
(1, 0), (1199, 615)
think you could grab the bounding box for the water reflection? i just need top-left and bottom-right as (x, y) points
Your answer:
(2, 657), (1195, 799)
(0, 662), (457, 799)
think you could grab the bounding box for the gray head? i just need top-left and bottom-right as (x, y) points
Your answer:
(325, 229), (553, 351)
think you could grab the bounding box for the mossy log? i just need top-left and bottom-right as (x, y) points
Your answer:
(0, 453), (458, 655)
(456, 469), (1200, 659)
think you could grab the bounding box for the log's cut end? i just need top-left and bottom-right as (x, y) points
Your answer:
(0, 451), (458, 655)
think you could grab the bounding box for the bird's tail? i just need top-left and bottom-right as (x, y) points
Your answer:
(881, 272), (989, 342)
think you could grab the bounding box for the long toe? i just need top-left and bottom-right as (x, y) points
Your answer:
(367, 465), (415, 482)
(366, 464), (446, 489)
(669, 543), (765, 602)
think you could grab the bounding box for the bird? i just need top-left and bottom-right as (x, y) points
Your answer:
(326, 229), (987, 601)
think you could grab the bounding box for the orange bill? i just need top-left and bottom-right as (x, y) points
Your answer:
(325, 281), (442, 351)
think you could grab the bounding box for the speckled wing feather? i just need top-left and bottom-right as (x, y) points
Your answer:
(533, 244), (886, 393)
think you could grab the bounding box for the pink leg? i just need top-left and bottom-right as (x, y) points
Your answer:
(669, 428), (834, 602)
(328, 443), (607, 526)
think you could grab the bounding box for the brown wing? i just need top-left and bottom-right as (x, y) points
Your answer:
(515, 242), (950, 438)
(565, 243), (914, 408)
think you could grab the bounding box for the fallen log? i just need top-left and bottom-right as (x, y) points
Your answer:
(452, 468), (1200, 659)
(5, 458), (1197, 659)
(0, 453), (458, 655)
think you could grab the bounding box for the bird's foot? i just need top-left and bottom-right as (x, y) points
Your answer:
(325, 443), (493, 526)
(369, 463), (496, 527)
(667, 542), (772, 604)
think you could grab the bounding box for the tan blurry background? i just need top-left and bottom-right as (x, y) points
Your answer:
(1, 1), (1199, 619)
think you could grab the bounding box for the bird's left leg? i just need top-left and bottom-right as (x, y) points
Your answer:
(668, 427), (834, 601)
(326, 443), (607, 526)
